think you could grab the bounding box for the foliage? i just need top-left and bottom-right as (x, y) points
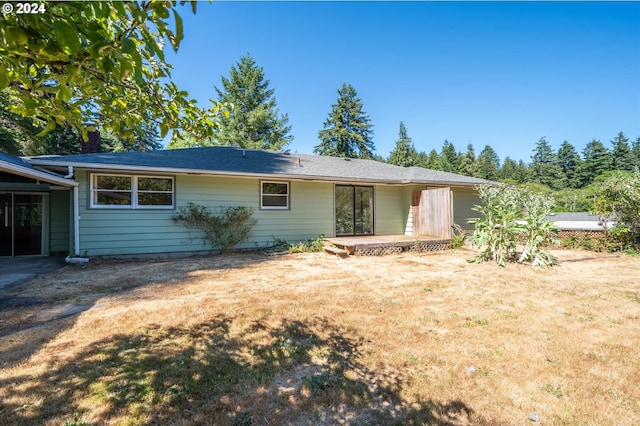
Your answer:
(172, 203), (257, 254)
(518, 190), (559, 267)
(610, 131), (637, 172)
(557, 140), (583, 188)
(387, 121), (418, 167)
(440, 140), (460, 173)
(468, 184), (557, 267)
(449, 224), (467, 249)
(457, 143), (479, 177)
(0, 1), (220, 144)
(579, 139), (612, 186)
(212, 53), (292, 151)
(288, 236), (325, 253)
(476, 145), (500, 180)
(529, 137), (566, 189)
(314, 83), (375, 159)
(468, 185), (522, 267)
(594, 169), (640, 238)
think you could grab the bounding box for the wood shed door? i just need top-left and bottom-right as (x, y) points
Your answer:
(411, 188), (453, 239)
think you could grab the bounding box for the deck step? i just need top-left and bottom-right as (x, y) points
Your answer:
(323, 245), (350, 258)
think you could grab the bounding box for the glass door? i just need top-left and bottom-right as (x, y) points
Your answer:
(335, 185), (373, 236)
(0, 194), (12, 256)
(0, 193), (45, 257)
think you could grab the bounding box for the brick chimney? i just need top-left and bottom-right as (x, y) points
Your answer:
(80, 129), (101, 154)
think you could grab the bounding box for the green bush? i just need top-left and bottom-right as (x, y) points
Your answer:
(288, 235), (325, 253)
(173, 203), (257, 254)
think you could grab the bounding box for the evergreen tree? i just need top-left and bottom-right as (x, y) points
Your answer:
(610, 131), (637, 171)
(557, 140), (583, 188)
(387, 122), (418, 167)
(633, 136), (640, 165)
(440, 140), (460, 173)
(498, 157), (518, 182)
(214, 54), (292, 151)
(314, 83), (375, 159)
(529, 137), (566, 189)
(514, 160), (529, 183)
(458, 143), (480, 177)
(424, 149), (443, 170)
(579, 139), (612, 185)
(477, 145), (500, 180)
(101, 123), (163, 152)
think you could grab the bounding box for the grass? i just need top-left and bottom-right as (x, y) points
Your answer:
(0, 248), (639, 425)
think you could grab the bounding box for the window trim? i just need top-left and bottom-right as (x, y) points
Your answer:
(90, 173), (175, 209)
(260, 180), (290, 210)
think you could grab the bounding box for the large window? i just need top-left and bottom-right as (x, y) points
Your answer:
(91, 174), (174, 209)
(261, 181), (289, 210)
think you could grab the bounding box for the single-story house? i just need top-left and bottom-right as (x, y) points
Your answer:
(1, 147), (491, 258)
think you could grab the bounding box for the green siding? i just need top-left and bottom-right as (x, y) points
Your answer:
(75, 170), (334, 256)
(73, 168), (479, 257)
(50, 190), (70, 253)
(451, 186), (480, 231)
(374, 185), (411, 235)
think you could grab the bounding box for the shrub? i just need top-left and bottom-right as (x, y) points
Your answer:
(173, 203), (257, 254)
(288, 235), (325, 253)
(594, 169), (640, 250)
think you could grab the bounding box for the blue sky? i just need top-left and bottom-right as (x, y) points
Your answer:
(165, 1), (640, 164)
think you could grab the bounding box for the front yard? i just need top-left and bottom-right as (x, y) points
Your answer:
(0, 247), (639, 425)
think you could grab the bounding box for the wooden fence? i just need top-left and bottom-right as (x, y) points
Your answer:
(411, 188), (453, 239)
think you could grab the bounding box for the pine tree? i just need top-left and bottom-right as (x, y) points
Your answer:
(557, 140), (583, 188)
(633, 136), (640, 166)
(477, 145), (500, 180)
(498, 157), (518, 182)
(424, 149), (443, 170)
(458, 143), (480, 177)
(314, 83), (375, 159)
(579, 139), (612, 185)
(440, 140), (460, 173)
(610, 131), (637, 171)
(214, 54), (292, 151)
(514, 160), (529, 183)
(529, 137), (566, 189)
(387, 122), (418, 167)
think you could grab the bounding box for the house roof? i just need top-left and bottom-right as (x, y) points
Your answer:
(0, 152), (78, 187)
(545, 212), (610, 231)
(26, 146), (492, 186)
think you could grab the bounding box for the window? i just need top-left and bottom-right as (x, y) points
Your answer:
(91, 174), (174, 208)
(261, 181), (289, 210)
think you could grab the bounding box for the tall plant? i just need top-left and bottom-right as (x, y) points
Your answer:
(468, 184), (558, 267)
(468, 185), (522, 267)
(518, 190), (559, 266)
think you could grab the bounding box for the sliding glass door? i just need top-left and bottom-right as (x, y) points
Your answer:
(335, 185), (373, 236)
(0, 193), (46, 257)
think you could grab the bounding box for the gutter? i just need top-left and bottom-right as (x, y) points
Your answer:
(0, 161), (79, 187)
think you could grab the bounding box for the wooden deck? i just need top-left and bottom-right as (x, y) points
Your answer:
(323, 235), (452, 256)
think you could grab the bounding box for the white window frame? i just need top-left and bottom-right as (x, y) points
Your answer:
(260, 180), (290, 210)
(90, 173), (174, 209)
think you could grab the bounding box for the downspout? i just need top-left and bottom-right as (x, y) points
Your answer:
(73, 184), (80, 257)
(63, 166), (87, 263)
(63, 165), (74, 179)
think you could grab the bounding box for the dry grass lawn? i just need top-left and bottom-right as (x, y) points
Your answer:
(0, 247), (639, 425)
